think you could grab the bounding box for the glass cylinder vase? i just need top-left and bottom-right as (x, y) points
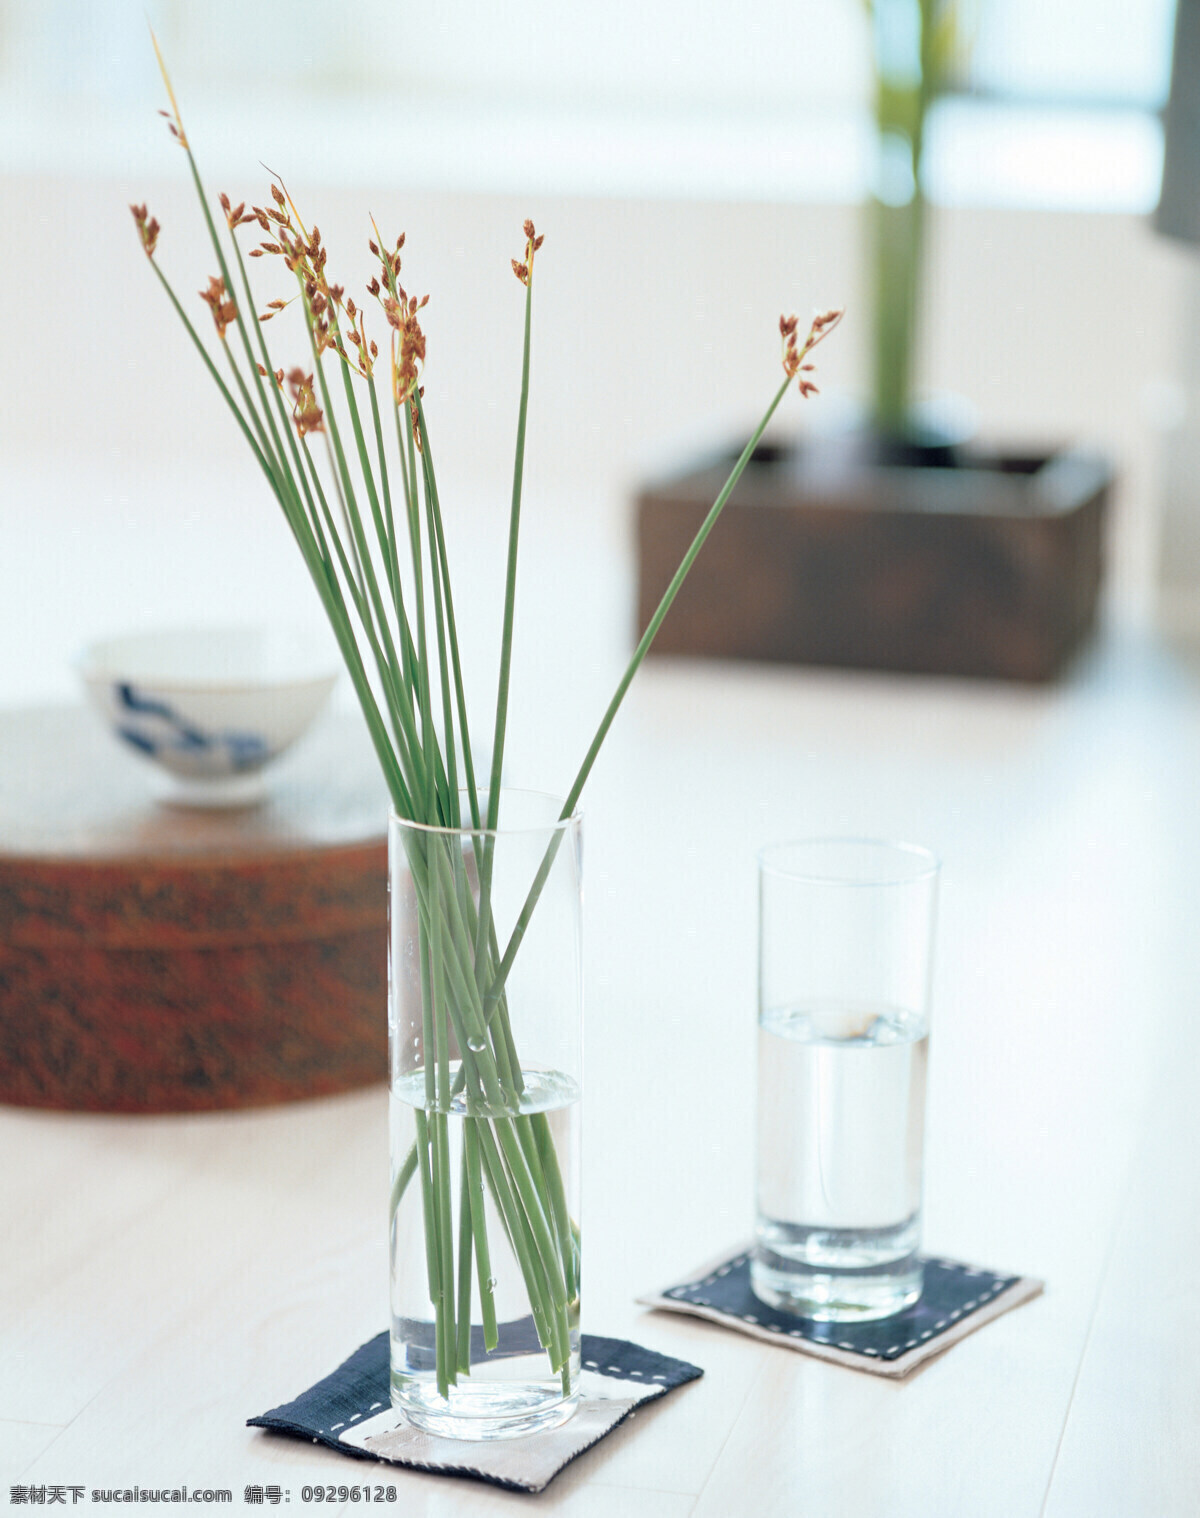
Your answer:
(388, 790), (582, 1440)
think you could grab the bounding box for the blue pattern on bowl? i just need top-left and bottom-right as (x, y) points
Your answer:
(113, 682), (271, 776)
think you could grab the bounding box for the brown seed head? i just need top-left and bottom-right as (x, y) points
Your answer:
(780, 306), (843, 389)
(514, 219), (544, 286)
(258, 297), (291, 324)
(151, 28), (189, 148)
(156, 108), (187, 148)
(347, 307), (377, 378)
(130, 203), (160, 259)
(780, 313), (801, 377)
(218, 193), (250, 231)
(286, 369), (324, 437)
(391, 288), (428, 405)
(407, 391), (427, 451)
(199, 275), (237, 340)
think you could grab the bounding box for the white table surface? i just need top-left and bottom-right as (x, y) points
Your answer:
(3, 613), (1199, 1516)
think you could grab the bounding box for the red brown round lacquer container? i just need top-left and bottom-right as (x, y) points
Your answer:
(0, 708), (388, 1112)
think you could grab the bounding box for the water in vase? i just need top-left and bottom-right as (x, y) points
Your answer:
(753, 1001), (928, 1320)
(389, 1063), (581, 1439)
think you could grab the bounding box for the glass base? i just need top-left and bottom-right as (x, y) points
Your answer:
(752, 1216), (923, 1321)
(391, 1379), (579, 1442)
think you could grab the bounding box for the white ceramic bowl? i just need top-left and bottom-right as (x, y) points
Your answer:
(78, 626), (340, 807)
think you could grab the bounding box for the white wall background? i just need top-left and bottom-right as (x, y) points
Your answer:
(0, 0), (1194, 717)
(0, 167), (1191, 712)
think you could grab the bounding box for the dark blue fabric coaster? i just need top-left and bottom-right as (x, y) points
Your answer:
(639, 1248), (1042, 1378)
(248, 1330), (702, 1493)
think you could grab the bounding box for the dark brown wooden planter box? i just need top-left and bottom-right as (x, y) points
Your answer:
(636, 437), (1113, 681)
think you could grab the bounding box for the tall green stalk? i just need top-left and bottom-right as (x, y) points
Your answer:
(866, 0), (960, 436)
(487, 227), (537, 829)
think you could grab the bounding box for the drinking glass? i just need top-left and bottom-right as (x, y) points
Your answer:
(752, 838), (940, 1321)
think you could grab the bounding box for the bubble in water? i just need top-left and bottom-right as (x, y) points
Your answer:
(466, 1034), (486, 1052)
(485, 1276), (498, 1293)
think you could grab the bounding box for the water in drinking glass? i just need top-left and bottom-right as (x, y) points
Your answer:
(752, 999), (928, 1320)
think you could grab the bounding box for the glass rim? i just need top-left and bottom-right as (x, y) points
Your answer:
(389, 787), (581, 839)
(757, 835), (940, 887)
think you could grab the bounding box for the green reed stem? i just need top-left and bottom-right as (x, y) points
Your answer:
(464, 1119), (499, 1351)
(153, 241), (407, 810)
(486, 256), (534, 830)
(368, 375), (421, 697)
(455, 1145), (474, 1375)
(389, 1140), (418, 1224)
(147, 263), (273, 485)
(476, 1122), (553, 1352)
(426, 846), (457, 1393)
(534, 1112), (578, 1302)
(484, 373), (794, 1019)
(308, 337), (418, 768)
(411, 1108), (444, 1383)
